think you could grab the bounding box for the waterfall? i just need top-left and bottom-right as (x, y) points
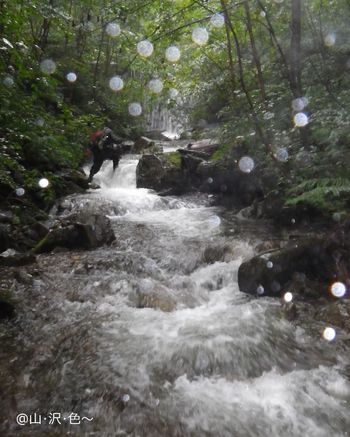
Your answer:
(146, 103), (184, 139)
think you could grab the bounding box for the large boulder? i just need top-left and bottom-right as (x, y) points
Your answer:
(238, 234), (349, 298)
(34, 213), (115, 253)
(259, 190), (324, 226)
(137, 149), (265, 205)
(136, 152), (186, 194)
(187, 139), (220, 155)
(197, 160), (264, 206)
(60, 169), (90, 190)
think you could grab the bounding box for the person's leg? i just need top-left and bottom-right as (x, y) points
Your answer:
(112, 155), (120, 171)
(88, 156), (104, 182)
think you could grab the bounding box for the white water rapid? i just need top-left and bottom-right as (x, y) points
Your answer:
(1, 155), (349, 437)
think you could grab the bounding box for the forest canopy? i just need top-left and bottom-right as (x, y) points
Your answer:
(1, 0), (350, 214)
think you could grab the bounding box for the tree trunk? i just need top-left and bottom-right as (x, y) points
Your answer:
(222, 8), (236, 96)
(244, 0), (267, 105)
(290, 0), (302, 97)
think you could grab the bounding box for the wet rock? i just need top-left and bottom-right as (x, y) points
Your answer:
(0, 211), (13, 224)
(133, 136), (155, 153)
(136, 153), (185, 194)
(0, 249), (36, 266)
(315, 301), (350, 333)
(120, 140), (134, 153)
(14, 269), (33, 285)
(186, 138), (220, 155)
(134, 280), (176, 312)
(34, 213), (115, 253)
(259, 190), (324, 226)
(145, 130), (171, 141)
(61, 169), (90, 190)
(0, 224), (11, 252)
(22, 221), (49, 243)
(197, 160), (264, 207)
(241, 219), (350, 300)
(0, 296), (15, 320)
(282, 302), (298, 321)
(202, 245), (232, 264)
(137, 147), (267, 206)
(238, 237), (337, 297)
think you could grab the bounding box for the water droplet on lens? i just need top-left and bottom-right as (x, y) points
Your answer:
(192, 27), (209, 46)
(324, 33), (336, 47)
(109, 76), (124, 91)
(40, 59), (56, 75)
(284, 292), (293, 302)
(323, 326), (336, 341)
(209, 215), (221, 227)
(106, 22), (121, 37)
(121, 394), (130, 403)
(35, 117), (45, 127)
(3, 75), (14, 87)
(128, 102), (142, 117)
(293, 112), (309, 127)
(266, 261), (273, 269)
(210, 13), (225, 28)
(137, 40), (154, 58)
(257, 285), (265, 295)
(165, 46), (181, 63)
(292, 97), (308, 111)
(38, 178), (49, 188)
(331, 282), (346, 298)
(238, 156), (255, 173)
(148, 79), (163, 94)
(15, 187), (25, 197)
(66, 72), (77, 83)
(169, 88), (179, 99)
(275, 147), (289, 162)
(207, 177), (213, 184)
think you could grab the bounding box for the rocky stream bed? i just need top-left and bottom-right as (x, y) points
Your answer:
(1, 146), (350, 437)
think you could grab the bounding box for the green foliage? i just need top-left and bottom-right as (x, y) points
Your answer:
(211, 143), (232, 161)
(166, 151), (181, 168)
(1, 0), (350, 219)
(285, 178), (350, 211)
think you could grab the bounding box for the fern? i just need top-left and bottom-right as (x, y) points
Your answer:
(285, 178), (350, 210)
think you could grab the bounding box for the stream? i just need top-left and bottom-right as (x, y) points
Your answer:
(1, 152), (350, 437)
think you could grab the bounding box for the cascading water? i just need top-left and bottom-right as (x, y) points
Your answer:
(147, 104), (184, 139)
(1, 154), (350, 437)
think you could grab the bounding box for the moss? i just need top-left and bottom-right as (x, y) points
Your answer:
(211, 143), (232, 161)
(165, 152), (182, 168)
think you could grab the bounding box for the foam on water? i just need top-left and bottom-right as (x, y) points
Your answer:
(4, 153), (349, 437)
